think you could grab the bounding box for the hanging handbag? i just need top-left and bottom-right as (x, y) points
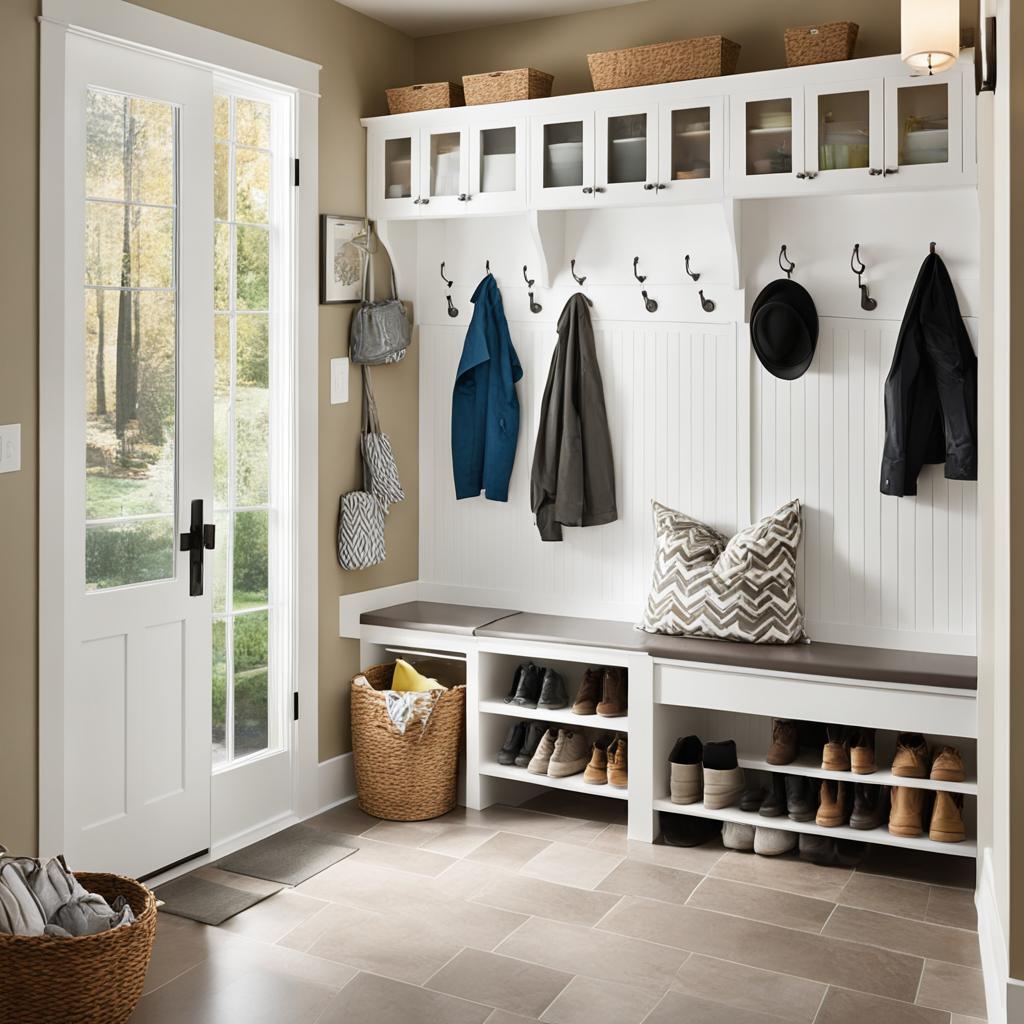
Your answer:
(337, 409), (386, 571)
(349, 245), (411, 366)
(359, 366), (405, 514)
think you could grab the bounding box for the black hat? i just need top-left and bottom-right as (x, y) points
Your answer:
(750, 279), (818, 380)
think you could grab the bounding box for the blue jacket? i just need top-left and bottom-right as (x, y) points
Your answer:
(452, 274), (523, 501)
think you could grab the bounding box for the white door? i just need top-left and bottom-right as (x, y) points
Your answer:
(63, 33), (214, 877)
(729, 86), (806, 197)
(804, 79), (884, 192)
(419, 124), (470, 217)
(594, 102), (660, 205)
(883, 70), (964, 188)
(468, 120), (528, 215)
(657, 96), (725, 203)
(530, 113), (596, 210)
(371, 128), (422, 220)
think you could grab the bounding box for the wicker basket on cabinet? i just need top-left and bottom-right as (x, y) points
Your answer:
(784, 22), (859, 66)
(0, 872), (157, 1024)
(350, 663), (466, 821)
(588, 36), (741, 90)
(463, 68), (554, 105)
(386, 81), (465, 114)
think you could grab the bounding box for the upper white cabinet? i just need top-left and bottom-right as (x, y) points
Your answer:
(364, 53), (976, 221)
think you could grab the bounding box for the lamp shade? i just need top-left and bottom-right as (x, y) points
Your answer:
(901, 0), (960, 74)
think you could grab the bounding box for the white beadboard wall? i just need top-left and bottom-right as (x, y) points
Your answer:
(405, 192), (979, 654)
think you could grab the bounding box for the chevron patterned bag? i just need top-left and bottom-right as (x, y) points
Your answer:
(638, 499), (806, 644)
(360, 366), (405, 515)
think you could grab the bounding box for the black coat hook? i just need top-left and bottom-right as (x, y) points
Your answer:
(929, 241), (937, 254)
(571, 259), (587, 286)
(445, 295), (459, 318)
(684, 254), (701, 282)
(850, 243), (877, 312)
(522, 265), (534, 288)
(632, 256), (647, 284)
(633, 257), (656, 312)
(440, 261), (453, 288)
(523, 264), (542, 314)
(485, 259), (491, 275)
(779, 245), (796, 278)
(699, 290), (716, 313)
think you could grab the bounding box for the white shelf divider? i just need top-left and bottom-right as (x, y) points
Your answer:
(653, 798), (977, 858)
(481, 760), (629, 800)
(479, 699), (629, 732)
(736, 751), (977, 795)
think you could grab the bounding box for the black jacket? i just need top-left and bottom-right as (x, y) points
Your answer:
(880, 253), (977, 497)
(530, 294), (617, 541)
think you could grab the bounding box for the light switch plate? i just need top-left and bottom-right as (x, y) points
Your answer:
(330, 357), (350, 405)
(0, 424), (21, 474)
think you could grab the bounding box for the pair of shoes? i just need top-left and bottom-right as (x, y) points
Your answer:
(497, 721), (548, 767)
(584, 735), (628, 787)
(721, 822), (796, 857)
(892, 734), (966, 782)
(660, 812), (721, 847)
(889, 787), (967, 842)
(798, 834), (866, 866)
(504, 663), (570, 710)
(526, 727), (590, 778)
(821, 726), (877, 774)
(573, 667), (627, 717)
(668, 737), (745, 809)
(756, 775), (817, 821)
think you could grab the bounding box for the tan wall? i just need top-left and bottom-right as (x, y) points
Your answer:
(412, 0), (976, 94)
(0, 0), (415, 855)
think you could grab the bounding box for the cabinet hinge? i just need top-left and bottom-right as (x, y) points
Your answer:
(293, 158), (300, 187)
(293, 691), (299, 721)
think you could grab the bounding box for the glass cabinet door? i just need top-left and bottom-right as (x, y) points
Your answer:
(731, 90), (805, 194)
(468, 122), (527, 213)
(419, 127), (469, 214)
(657, 97), (724, 200)
(377, 130), (420, 218)
(805, 81), (883, 185)
(595, 106), (660, 201)
(531, 115), (595, 209)
(884, 73), (963, 185)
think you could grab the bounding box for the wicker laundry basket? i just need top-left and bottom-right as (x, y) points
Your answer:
(351, 663), (466, 821)
(588, 36), (741, 90)
(784, 22), (859, 66)
(0, 872), (157, 1024)
(386, 81), (465, 114)
(463, 68), (554, 105)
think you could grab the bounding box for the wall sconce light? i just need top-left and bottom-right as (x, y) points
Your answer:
(901, 0), (960, 74)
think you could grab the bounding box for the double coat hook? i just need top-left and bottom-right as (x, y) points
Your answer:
(684, 254), (701, 282)
(440, 261), (458, 318)
(850, 244), (877, 311)
(523, 265), (542, 314)
(779, 245), (796, 279)
(571, 259), (587, 286)
(633, 256), (658, 313)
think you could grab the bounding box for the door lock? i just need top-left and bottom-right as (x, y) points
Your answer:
(179, 498), (215, 597)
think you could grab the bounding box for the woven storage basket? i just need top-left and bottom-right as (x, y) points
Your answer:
(588, 36), (741, 90)
(351, 663), (466, 821)
(463, 68), (554, 105)
(386, 81), (465, 115)
(784, 22), (858, 66)
(0, 872), (157, 1024)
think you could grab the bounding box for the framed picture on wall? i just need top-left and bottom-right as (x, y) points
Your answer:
(319, 214), (367, 304)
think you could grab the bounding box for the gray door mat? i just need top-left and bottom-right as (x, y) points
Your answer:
(214, 824), (358, 886)
(155, 872), (281, 926)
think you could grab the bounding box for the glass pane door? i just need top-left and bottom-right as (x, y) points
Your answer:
(384, 136), (413, 200)
(84, 89), (177, 590)
(478, 126), (517, 194)
(543, 120), (585, 189)
(817, 91), (871, 171)
(470, 123), (526, 214)
(745, 98), (794, 176)
(897, 82), (949, 167)
(670, 106), (712, 182)
(606, 112), (648, 184)
(428, 131), (462, 197)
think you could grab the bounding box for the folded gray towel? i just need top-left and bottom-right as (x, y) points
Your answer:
(0, 862), (46, 936)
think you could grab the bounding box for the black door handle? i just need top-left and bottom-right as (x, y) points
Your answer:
(179, 498), (215, 597)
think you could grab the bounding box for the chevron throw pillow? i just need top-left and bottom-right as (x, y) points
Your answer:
(639, 499), (806, 644)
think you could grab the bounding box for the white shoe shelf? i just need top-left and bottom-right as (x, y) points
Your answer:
(358, 615), (978, 859)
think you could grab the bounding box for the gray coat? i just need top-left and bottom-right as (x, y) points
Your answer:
(530, 294), (617, 541)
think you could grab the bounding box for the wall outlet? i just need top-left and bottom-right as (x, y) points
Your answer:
(330, 357), (350, 405)
(0, 424), (21, 474)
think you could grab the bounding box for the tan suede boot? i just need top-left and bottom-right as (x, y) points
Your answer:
(929, 790), (967, 843)
(607, 737), (628, 788)
(930, 746), (966, 783)
(888, 786), (926, 837)
(766, 719), (798, 766)
(815, 780), (851, 827)
(597, 668), (627, 718)
(891, 733), (929, 778)
(850, 729), (877, 775)
(821, 726), (851, 771)
(583, 735), (612, 785)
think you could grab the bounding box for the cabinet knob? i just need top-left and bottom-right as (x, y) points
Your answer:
(869, 167), (883, 176)
(795, 171), (807, 179)
(805, 171), (818, 180)
(457, 193), (470, 201)
(643, 182), (656, 191)
(595, 186), (606, 193)
(421, 197), (430, 204)
(656, 183), (667, 190)
(582, 186), (594, 194)
(884, 167), (899, 176)
(412, 197), (421, 204)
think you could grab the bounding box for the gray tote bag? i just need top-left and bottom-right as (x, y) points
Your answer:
(359, 366), (405, 514)
(349, 247), (411, 366)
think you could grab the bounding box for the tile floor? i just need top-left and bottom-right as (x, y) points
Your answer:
(131, 793), (987, 1024)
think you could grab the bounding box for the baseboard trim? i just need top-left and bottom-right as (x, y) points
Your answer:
(978, 846), (1009, 1024)
(317, 751), (356, 810)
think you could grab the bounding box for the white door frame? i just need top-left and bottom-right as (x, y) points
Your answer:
(38, 0), (321, 863)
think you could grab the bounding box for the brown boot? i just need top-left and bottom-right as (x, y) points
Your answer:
(583, 735), (612, 785)
(929, 790), (966, 842)
(766, 719), (798, 765)
(930, 746), (966, 783)
(889, 786), (926, 837)
(597, 668), (627, 718)
(572, 667), (603, 715)
(891, 733), (929, 778)
(822, 726), (851, 772)
(815, 780), (851, 827)
(850, 728), (877, 775)
(607, 737), (628, 788)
